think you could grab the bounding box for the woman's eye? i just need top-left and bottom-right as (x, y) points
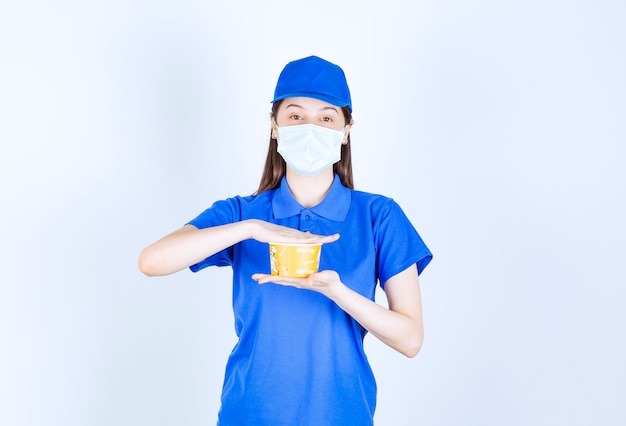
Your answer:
(289, 114), (302, 120)
(321, 117), (333, 122)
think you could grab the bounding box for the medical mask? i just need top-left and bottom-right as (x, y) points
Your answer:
(276, 124), (345, 177)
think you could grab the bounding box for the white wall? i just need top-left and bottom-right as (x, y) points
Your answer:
(1, 1), (624, 425)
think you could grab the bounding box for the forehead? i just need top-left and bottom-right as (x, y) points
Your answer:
(278, 97), (340, 112)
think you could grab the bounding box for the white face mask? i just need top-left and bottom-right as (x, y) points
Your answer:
(276, 124), (345, 177)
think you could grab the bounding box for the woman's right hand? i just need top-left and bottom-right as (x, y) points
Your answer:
(247, 219), (340, 245)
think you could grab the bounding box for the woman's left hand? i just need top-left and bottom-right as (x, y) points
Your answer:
(252, 270), (343, 298)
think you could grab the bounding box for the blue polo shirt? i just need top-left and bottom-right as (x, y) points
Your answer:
(188, 175), (432, 426)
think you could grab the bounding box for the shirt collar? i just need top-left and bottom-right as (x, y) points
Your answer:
(272, 174), (351, 221)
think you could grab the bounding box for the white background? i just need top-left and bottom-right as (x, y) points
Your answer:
(1, 1), (625, 425)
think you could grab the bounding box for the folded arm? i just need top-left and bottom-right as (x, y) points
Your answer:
(253, 264), (424, 357)
(138, 220), (339, 277)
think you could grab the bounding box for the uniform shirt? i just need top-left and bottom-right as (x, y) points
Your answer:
(188, 175), (432, 426)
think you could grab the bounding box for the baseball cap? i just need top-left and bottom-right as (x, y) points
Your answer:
(272, 56), (352, 111)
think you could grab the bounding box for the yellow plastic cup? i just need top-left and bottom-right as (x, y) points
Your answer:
(268, 242), (322, 278)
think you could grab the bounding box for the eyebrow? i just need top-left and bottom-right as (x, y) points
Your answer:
(284, 103), (339, 113)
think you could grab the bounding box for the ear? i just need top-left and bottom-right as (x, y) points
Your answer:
(342, 123), (352, 145)
(270, 118), (278, 140)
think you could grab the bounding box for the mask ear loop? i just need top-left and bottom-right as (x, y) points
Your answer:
(341, 122), (353, 145)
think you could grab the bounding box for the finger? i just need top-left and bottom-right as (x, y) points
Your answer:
(252, 274), (309, 287)
(252, 273), (294, 285)
(297, 233), (340, 243)
(320, 233), (340, 243)
(252, 273), (273, 284)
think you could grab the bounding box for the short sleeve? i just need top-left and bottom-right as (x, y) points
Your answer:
(374, 199), (432, 286)
(186, 198), (240, 272)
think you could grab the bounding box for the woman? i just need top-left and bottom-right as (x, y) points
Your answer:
(138, 55), (432, 426)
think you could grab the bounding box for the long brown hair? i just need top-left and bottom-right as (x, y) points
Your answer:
(255, 100), (354, 194)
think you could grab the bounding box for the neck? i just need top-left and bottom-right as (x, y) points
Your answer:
(285, 169), (334, 208)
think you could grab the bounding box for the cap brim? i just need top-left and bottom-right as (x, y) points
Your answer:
(271, 92), (350, 110)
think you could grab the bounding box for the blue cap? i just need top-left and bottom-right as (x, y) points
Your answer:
(272, 56), (352, 111)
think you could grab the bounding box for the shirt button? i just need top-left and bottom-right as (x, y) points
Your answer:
(305, 215), (311, 220)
